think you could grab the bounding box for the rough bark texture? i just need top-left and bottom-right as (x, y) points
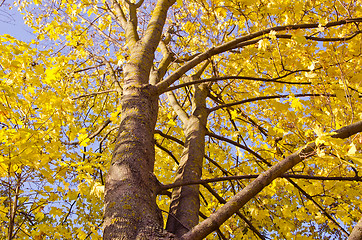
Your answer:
(348, 218), (362, 240)
(166, 83), (209, 237)
(103, 83), (164, 239)
(103, 0), (176, 238)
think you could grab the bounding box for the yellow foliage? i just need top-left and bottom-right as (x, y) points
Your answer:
(1, 0), (362, 239)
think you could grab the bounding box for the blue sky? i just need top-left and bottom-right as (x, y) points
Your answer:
(0, 4), (34, 41)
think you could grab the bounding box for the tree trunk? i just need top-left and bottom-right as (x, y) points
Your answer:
(166, 83), (209, 237)
(103, 83), (166, 239)
(103, 43), (174, 239)
(103, 0), (176, 238)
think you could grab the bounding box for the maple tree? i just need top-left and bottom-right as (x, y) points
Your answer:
(1, 0), (362, 239)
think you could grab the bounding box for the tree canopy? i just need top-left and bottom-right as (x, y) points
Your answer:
(1, 0), (362, 239)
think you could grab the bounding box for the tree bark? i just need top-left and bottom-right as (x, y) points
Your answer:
(103, 83), (168, 239)
(103, 0), (176, 238)
(348, 218), (362, 240)
(166, 83), (209, 237)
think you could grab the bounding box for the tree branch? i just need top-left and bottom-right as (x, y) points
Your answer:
(275, 30), (362, 42)
(209, 93), (337, 113)
(126, 1), (139, 45)
(123, 0), (145, 8)
(286, 178), (349, 236)
(348, 218), (362, 240)
(77, 14), (123, 49)
(141, 0), (176, 60)
(202, 184), (266, 240)
(63, 119), (112, 145)
(155, 130), (234, 179)
(73, 64), (105, 74)
(206, 131), (269, 166)
(108, 0), (127, 30)
(155, 129), (184, 146)
(163, 71), (312, 94)
(161, 174), (362, 190)
(155, 17), (362, 94)
(180, 120), (362, 240)
(72, 89), (118, 100)
(167, 91), (189, 124)
(155, 141), (179, 165)
(150, 38), (175, 84)
(155, 127), (353, 235)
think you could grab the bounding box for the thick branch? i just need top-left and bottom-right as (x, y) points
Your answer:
(166, 69), (209, 236)
(234, 30), (362, 49)
(123, 0), (144, 8)
(142, 0), (176, 60)
(122, 0), (175, 89)
(126, 2), (139, 45)
(155, 17), (362, 93)
(198, 211), (227, 240)
(150, 39), (174, 84)
(180, 120), (362, 240)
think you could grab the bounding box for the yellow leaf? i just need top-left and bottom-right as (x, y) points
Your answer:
(292, 30), (307, 44)
(49, 206), (63, 216)
(258, 38), (269, 51)
(230, 109), (238, 120)
(34, 65), (44, 75)
(44, 66), (60, 84)
(110, 111), (119, 122)
(313, 125), (324, 137)
(80, 138), (90, 147)
(35, 212), (45, 221)
(317, 24), (325, 32)
(289, 96), (303, 111)
(90, 182), (104, 198)
(44, 185), (53, 192)
(304, 71), (317, 78)
(269, 30), (277, 40)
(348, 143), (357, 155)
(175, 0), (183, 8)
(308, 61), (316, 71)
(77, 229), (88, 239)
(168, 118), (177, 126)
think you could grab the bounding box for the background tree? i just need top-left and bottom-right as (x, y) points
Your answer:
(1, 0), (362, 239)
